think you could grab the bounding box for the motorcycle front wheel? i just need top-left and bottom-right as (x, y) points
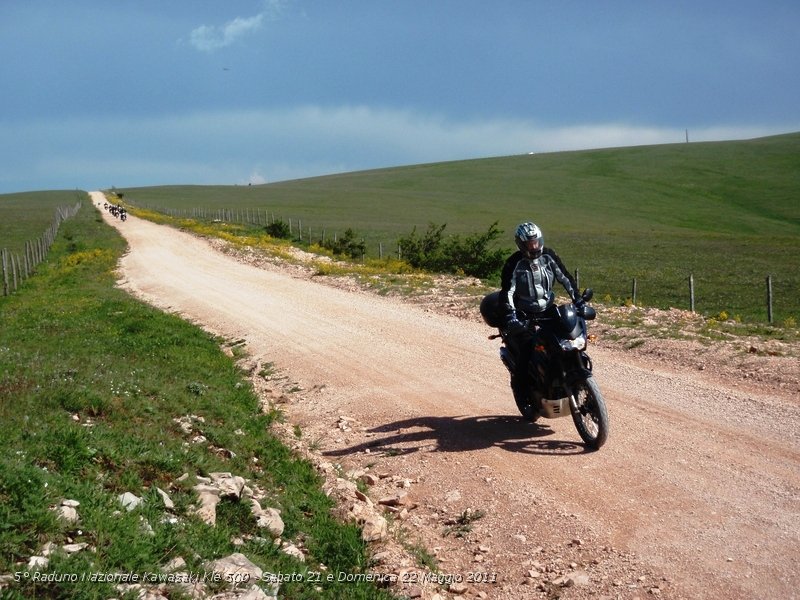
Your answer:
(569, 377), (609, 450)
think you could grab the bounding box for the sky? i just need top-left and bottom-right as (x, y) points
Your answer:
(1, 0), (799, 193)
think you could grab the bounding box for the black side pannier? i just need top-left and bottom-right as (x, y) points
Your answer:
(479, 291), (504, 328)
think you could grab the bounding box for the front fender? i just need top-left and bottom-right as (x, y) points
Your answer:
(565, 366), (592, 387)
(580, 351), (593, 372)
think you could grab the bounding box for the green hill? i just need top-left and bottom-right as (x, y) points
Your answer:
(119, 133), (800, 323)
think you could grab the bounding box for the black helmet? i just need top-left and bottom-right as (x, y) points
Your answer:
(514, 222), (543, 259)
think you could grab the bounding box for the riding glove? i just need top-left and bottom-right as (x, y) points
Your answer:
(504, 312), (526, 335)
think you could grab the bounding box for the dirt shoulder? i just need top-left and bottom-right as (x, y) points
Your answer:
(95, 194), (800, 600)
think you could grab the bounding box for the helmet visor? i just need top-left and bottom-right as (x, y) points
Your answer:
(524, 239), (542, 254)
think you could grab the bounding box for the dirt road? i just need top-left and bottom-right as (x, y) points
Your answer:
(93, 192), (799, 599)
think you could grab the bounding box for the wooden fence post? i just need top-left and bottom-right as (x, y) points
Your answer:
(9, 253), (17, 292)
(767, 276), (773, 324)
(632, 278), (637, 305)
(689, 274), (695, 312)
(2, 249), (8, 296)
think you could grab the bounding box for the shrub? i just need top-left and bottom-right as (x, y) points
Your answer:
(321, 228), (366, 259)
(441, 222), (506, 279)
(397, 223), (448, 272)
(398, 222), (506, 279)
(264, 219), (291, 239)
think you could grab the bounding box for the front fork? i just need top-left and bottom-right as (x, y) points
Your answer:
(566, 350), (593, 411)
(499, 346), (515, 375)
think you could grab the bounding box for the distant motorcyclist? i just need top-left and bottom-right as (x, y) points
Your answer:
(500, 222), (578, 395)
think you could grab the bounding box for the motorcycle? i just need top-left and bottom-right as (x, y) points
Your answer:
(480, 288), (609, 450)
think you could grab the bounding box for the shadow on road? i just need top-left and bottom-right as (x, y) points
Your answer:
(323, 414), (590, 458)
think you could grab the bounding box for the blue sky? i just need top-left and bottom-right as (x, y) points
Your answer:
(1, 0), (798, 193)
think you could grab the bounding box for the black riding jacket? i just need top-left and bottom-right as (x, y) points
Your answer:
(500, 248), (577, 320)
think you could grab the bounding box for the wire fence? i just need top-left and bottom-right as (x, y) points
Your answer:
(126, 201), (402, 258)
(127, 201), (793, 324)
(1, 201), (83, 297)
(574, 269), (783, 324)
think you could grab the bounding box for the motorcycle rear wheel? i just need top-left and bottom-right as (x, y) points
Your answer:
(569, 377), (609, 450)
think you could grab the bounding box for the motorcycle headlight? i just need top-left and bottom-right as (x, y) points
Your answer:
(560, 336), (586, 351)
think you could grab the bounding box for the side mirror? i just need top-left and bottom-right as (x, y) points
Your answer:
(582, 288), (594, 302)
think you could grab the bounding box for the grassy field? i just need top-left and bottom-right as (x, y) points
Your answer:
(0, 198), (396, 599)
(117, 133), (800, 323)
(0, 191), (87, 256)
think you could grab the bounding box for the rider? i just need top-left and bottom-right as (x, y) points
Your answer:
(500, 222), (579, 395)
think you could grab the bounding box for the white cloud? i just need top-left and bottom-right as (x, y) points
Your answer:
(190, 14), (265, 52)
(246, 171), (268, 185)
(188, 1), (287, 52)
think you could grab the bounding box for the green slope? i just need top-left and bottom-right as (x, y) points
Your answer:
(120, 132), (800, 237)
(118, 133), (799, 322)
